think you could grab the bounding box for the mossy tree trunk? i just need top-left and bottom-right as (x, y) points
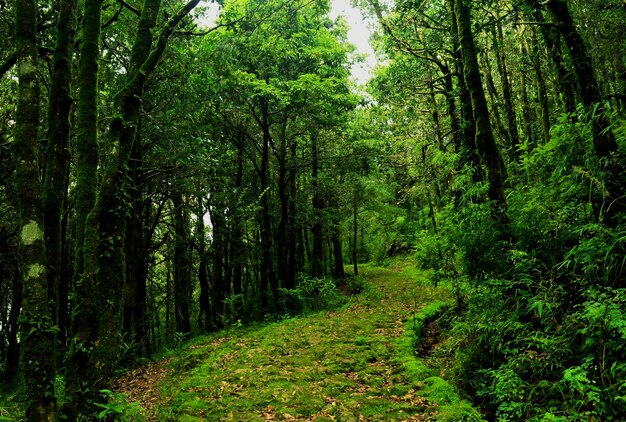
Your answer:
(492, 20), (520, 161)
(43, 0), (76, 352)
(528, 27), (552, 145)
(446, 0), (480, 178)
(454, 0), (508, 210)
(65, 0), (105, 414)
(14, 0), (58, 417)
(68, 0), (202, 412)
(543, 0), (624, 225)
(526, 0), (577, 114)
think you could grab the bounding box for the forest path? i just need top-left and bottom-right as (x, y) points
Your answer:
(117, 265), (473, 421)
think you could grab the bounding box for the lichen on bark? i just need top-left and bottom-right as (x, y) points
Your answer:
(20, 221), (44, 245)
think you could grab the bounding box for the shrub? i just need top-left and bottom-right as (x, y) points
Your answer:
(280, 274), (343, 314)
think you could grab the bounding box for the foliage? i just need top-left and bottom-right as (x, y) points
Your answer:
(280, 274), (343, 314)
(422, 115), (626, 420)
(94, 390), (145, 421)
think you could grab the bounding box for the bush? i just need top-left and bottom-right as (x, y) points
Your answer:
(280, 274), (343, 314)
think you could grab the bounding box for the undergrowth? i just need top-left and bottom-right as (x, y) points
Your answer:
(413, 115), (626, 421)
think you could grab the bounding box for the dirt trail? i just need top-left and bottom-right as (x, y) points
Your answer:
(115, 266), (446, 421)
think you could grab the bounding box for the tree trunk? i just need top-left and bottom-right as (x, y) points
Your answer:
(493, 20), (520, 161)
(286, 138), (298, 289)
(66, 0), (104, 410)
(311, 132), (324, 278)
(196, 195), (211, 331)
(259, 98), (275, 314)
(529, 26), (552, 144)
(518, 41), (536, 149)
(544, 0), (624, 225)
(352, 200), (358, 276)
(5, 270), (22, 382)
(481, 49), (508, 145)
(42, 0), (76, 357)
(210, 195), (227, 328)
(14, 0), (58, 416)
(446, 0), (480, 177)
(455, 0), (508, 210)
(526, 0), (577, 114)
(331, 224), (344, 279)
(172, 191), (192, 337)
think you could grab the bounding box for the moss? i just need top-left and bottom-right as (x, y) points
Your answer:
(26, 263), (45, 280)
(20, 220), (44, 245)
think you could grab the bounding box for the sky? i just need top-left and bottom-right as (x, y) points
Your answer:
(328, 0), (377, 84)
(198, 0), (377, 84)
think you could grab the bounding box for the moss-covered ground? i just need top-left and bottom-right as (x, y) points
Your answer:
(134, 265), (483, 421)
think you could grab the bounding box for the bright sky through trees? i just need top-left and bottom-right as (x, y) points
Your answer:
(329, 0), (376, 84)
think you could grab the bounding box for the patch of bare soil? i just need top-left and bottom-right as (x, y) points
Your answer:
(113, 358), (172, 420)
(415, 320), (440, 358)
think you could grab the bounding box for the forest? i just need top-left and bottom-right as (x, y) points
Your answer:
(0, 0), (625, 419)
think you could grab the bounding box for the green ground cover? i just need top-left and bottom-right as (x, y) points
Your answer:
(147, 265), (481, 421)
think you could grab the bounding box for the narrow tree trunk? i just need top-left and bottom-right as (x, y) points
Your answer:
(196, 196), (211, 331)
(66, 0), (104, 410)
(259, 99), (274, 314)
(285, 139), (298, 289)
(446, 0), (480, 176)
(529, 27), (552, 144)
(210, 195), (227, 328)
(43, 0), (76, 357)
(231, 142), (245, 302)
(14, 0), (58, 415)
(615, 39), (626, 113)
(311, 132), (324, 278)
(493, 20), (520, 161)
(526, 0), (577, 114)
(172, 191), (192, 337)
(481, 49), (508, 144)
(5, 270), (22, 382)
(352, 200), (358, 276)
(331, 227), (344, 279)
(518, 41), (536, 149)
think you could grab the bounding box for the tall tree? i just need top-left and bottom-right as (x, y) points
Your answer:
(542, 0), (624, 225)
(454, 0), (507, 209)
(14, 0), (58, 417)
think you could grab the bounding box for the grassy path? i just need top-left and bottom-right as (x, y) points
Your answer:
(118, 265), (480, 421)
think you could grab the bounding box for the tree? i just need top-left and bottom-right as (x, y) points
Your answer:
(14, 0), (58, 417)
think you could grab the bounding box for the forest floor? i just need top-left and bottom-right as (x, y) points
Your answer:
(115, 265), (482, 421)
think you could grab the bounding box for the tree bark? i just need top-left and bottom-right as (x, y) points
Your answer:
(518, 41), (536, 149)
(5, 269), (22, 382)
(259, 98), (275, 314)
(352, 200), (358, 276)
(492, 20), (520, 161)
(311, 132), (324, 278)
(529, 26), (552, 144)
(42, 0), (76, 355)
(455, 0), (508, 210)
(14, 0), (58, 416)
(544, 0), (624, 224)
(446, 0), (480, 177)
(172, 191), (192, 337)
(196, 195), (211, 331)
